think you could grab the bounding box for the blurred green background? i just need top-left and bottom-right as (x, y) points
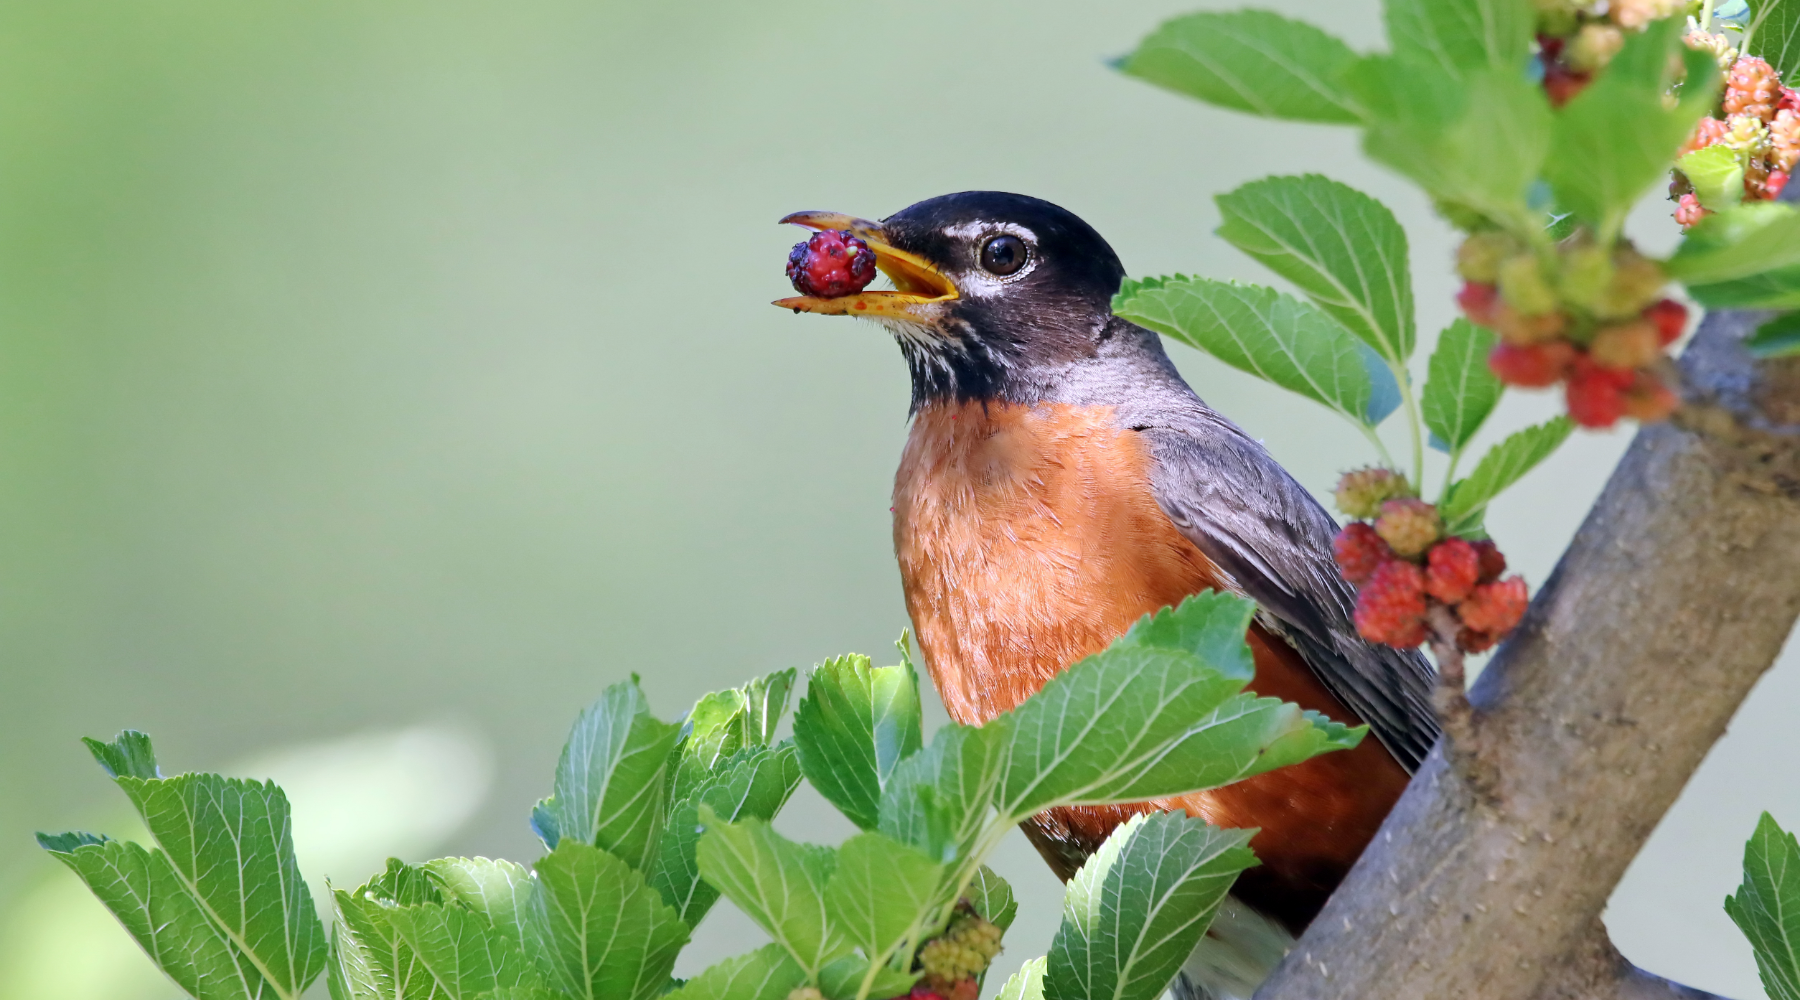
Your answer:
(2, 1), (1796, 997)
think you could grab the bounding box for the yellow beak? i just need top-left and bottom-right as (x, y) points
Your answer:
(773, 211), (959, 317)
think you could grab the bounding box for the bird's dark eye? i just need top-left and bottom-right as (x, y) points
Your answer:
(979, 234), (1028, 276)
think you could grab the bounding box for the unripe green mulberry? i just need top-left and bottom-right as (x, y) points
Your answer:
(1591, 246), (1666, 319)
(1567, 23), (1624, 72)
(1557, 243), (1613, 312)
(1497, 254), (1559, 316)
(1723, 114), (1773, 160)
(918, 914), (1004, 983)
(1334, 467), (1414, 520)
(1455, 232), (1520, 284)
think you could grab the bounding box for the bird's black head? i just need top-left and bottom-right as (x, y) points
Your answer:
(776, 192), (1129, 408)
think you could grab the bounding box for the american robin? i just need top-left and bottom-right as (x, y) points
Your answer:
(777, 192), (1438, 1000)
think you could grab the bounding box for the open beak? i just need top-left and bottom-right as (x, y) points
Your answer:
(774, 211), (959, 317)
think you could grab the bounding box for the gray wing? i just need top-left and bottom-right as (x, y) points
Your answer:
(1141, 413), (1440, 773)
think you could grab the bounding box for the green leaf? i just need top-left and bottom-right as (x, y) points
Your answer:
(385, 903), (546, 1000)
(1545, 22), (1719, 232)
(1385, 0), (1533, 78)
(1113, 592), (1258, 684)
(1347, 58), (1551, 226)
(695, 808), (850, 976)
(1750, 312), (1800, 358)
(43, 836), (288, 1000)
(327, 860), (452, 999)
(1677, 145), (1747, 212)
(648, 743), (805, 927)
(1113, 276), (1399, 427)
(1215, 175), (1415, 366)
(329, 886), (446, 1000)
(1421, 319), (1502, 455)
(817, 957), (921, 1000)
(529, 841), (691, 1000)
(670, 669), (797, 801)
(531, 679), (684, 869)
(1116, 11), (1364, 123)
(1441, 417), (1574, 533)
(822, 832), (945, 962)
(1751, 0), (1800, 81)
(663, 944), (807, 1000)
(1726, 812), (1800, 1000)
(966, 866), (1019, 932)
(1669, 201), (1800, 284)
(425, 858), (537, 959)
(993, 595), (1364, 819)
(1044, 812), (1258, 1000)
(792, 654), (924, 830)
(97, 759), (328, 1000)
(1688, 265), (1800, 308)
(997, 957), (1048, 1000)
(362, 858), (451, 907)
(83, 730), (162, 780)
(877, 721), (1007, 865)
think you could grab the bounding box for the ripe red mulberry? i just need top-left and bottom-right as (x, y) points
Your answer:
(786, 230), (877, 298)
(1454, 579), (1526, 633)
(1425, 538), (1480, 604)
(1354, 561), (1428, 647)
(1472, 539), (1507, 584)
(1642, 299), (1688, 346)
(1333, 522), (1394, 585)
(1488, 341), (1574, 388)
(1459, 577), (1528, 635)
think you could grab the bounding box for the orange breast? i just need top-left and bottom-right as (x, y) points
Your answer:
(892, 399), (1408, 932)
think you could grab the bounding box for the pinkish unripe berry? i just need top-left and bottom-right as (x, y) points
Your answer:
(1374, 498), (1443, 559)
(1726, 56), (1781, 123)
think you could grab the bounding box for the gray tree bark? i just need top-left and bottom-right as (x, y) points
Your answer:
(1253, 307), (1800, 999)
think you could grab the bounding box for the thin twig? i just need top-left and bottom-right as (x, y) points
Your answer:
(1426, 603), (1497, 801)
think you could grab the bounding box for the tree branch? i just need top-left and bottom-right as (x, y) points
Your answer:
(1254, 307), (1800, 998)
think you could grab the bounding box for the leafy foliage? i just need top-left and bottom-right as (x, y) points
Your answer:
(1544, 20), (1718, 236)
(792, 654), (922, 830)
(1421, 319), (1501, 458)
(1750, 0), (1800, 82)
(696, 593), (1357, 999)
(39, 732), (326, 1000)
(1214, 175), (1416, 367)
(1043, 812), (1257, 1000)
(1114, 276), (1399, 428)
(1441, 417), (1574, 534)
(1728, 813), (1800, 1000)
(1117, 11), (1364, 123)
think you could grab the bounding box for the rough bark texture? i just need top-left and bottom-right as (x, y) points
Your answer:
(1254, 308), (1800, 999)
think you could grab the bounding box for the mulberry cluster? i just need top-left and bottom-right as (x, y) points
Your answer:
(1672, 54), (1800, 226)
(1331, 469), (1528, 652)
(1532, 0), (1682, 106)
(914, 909), (1002, 999)
(1456, 231), (1684, 428)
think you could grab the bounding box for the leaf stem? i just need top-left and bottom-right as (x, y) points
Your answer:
(1395, 362), (1425, 487)
(1439, 446), (1464, 506)
(1358, 421), (1398, 472)
(1702, 0), (1716, 34)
